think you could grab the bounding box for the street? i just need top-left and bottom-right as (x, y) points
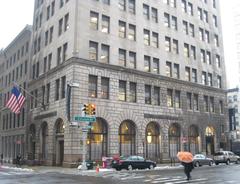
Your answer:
(0, 164), (240, 184)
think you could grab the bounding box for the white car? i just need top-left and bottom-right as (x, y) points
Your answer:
(213, 151), (240, 165)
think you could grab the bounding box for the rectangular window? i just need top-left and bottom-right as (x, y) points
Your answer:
(49, 26), (54, 43)
(90, 11), (98, 30)
(61, 76), (66, 99)
(58, 18), (63, 36)
(200, 49), (205, 63)
(102, 15), (110, 33)
(42, 86), (45, 105)
(63, 42), (68, 62)
(214, 34), (219, 47)
(119, 80), (126, 101)
(217, 75), (222, 88)
(183, 21), (188, 35)
(164, 13), (170, 27)
(187, 92), (192, 110)
(184, 43), (189, 57)
(203, 10), (208, 23)
(152, 32), (158, 48)
(119, 49), (126, 66)
(165, 37), (171, 52)
(45, 30), (49, 46)
(64, 13), (69, 31)
(192, 68), (197, 83)
(213, 15), (218, 27)
(167, 89), (173, 107)
(202, 71), (207, 85)
(189, 23), (194, 37)
(129, 51), (136, 69)
(151, 7), (158, 23)
(152, 58), (159, 74)
(144, 55), (150, 72)
(101, 77), (109, 99)
(208, 73), (212, 86)
(219, 100), (223, 114)
(166, 61), (172, 77)
(119, 0), (126, 11)
(193, 94), (199, 111)
(128, 0), (135, 14)
(175, 90), (181, 108)
(171, 16), (177, 30)
(100, 44), (109, 63)
(205, 30), (210, 43)
(187, 2), (193, 15)
(216, 55), (221, 68)
(173, 63), (179, 79)
(144, 29), (150, 46)
(34, 89), (38, 108)
(46, 83), (50, 103)
(185, 67), (190, 81)
(190, 45), (196, 59)
(198, 7), (202, 20)
(210, 97), (214, 113)
(47, 5), (50, 20)
(204, 96), (209, 112)
(89, 41), (98, 61)
(153, 86), (160, 105)
(129, 82), (136, 102)
(57, 46), (62, 65)
(128, 24), (136, 41)
(55, 79), (60, 101)
(206, 51), (211, 64)
(48, 53), (52, 70)
(88, 75), (98, 98)
(145, 85), (151, 104)
(119, 21), (126, 38)
(143, 4), (149, 20)
(172, 39), (178, 54)
(181, 0), (187, 12)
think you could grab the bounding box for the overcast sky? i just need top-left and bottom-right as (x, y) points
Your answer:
(0, 0), (238, 89)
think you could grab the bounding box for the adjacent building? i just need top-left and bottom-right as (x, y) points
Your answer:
(1, 0), (228, 167)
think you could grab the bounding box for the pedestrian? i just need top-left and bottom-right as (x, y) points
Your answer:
(16, 154), (21, 167)
(182, 161), (194, 180)
(0, 153), (3, 165)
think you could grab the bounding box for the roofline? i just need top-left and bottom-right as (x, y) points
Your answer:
(227, 88), (239, 93)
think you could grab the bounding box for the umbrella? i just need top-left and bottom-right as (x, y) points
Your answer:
(177, 151), (193, 163)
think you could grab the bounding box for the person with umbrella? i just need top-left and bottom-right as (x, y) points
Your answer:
(177, 151), (194, 180)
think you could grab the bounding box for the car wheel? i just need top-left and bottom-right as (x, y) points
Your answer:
(149, 164), (154, 170)
(209, 161), (213, 166)
(226, 159), (230, 165)
(195, 161), (200, 167)
(215, 162), (219, 165)
(116, 168), (121, 171)
(127, 165), (133, 171)
(236, 160), (239, 164)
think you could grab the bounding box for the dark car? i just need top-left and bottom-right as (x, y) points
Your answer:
(111, 155), (156, 171)
(193, 154), (214, 167)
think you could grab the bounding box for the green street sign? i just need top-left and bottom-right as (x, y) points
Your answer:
(74, 116), (96, 122)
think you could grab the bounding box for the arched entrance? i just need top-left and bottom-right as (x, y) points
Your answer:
(169, 123), (181, 157)
(188, 125), (200, 155)
(87, 118), (108, 161)
(29, 124), (36, 160)
(205, 126), (215, 155)
(54, 119), (64, 166)
(119, 120), (136, 156)
(40, 122), (48, 161)
(146, 122), (160, 161)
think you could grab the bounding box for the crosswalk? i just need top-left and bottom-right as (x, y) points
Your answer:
(0, 166), (33, 176)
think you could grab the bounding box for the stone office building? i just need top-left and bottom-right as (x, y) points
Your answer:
(1, 0), (228, 167)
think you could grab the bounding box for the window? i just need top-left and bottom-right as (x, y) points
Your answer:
(198, 8), (202, 20)
(44, 57), (47, 73)
(152, 32), (158, 48)
(206, 51), (211, 64)
(164, 13), (170, 27)
(210, 97), (214, 113)
(63, 42), (68, 62)
(199, 28), (204, 41)
(219, 100), (223, 114)
(181, 0), (187, 12)
(101, 77), (109, 99)
(213, 0), (216, 8)
(187, 93), (192, 110)
(217, 75), (222, 88)
(187, 2), (193, 15)
(128, 0), (135, 14)
(213, 15), (218, 27)
(167, 89), (173, 107)
(89, 75), (98, 98)
(175, 90), (181, 108)
(144, 29), (150, 46)
(119, 49), (126, 66)
(183, 21), (188, 34)
(205, 30), (210, 43)
(51, 1), (55, 16)
(166, 61), (172, 77)
(189, 23), (194, 37)
(165, 37), (171, 52)
(119, 21), (126, 38)
(216, 55), (221, 68)
(102, 15), (110, 33)
(60, 0), (64, 8)
(119, 80), (126, 101)
(102, 0), (110, 5)
(184, 43), (190, 57)
(129, 51), (136, 69)
(153, 86), (160, 105)
(119, 0), (126, 11)
(48, 53), (52, 70)
(193, 94), (199, 111)
(61, 76), (66, 99)
(204, 96), (208, 112)
(192, 68), (197, 83)
(47, 5), (50, 20)
(57, 46), (62, 65)
(203, 10), (208, 23)
(129, 82), (136, 102)
(185, 67), (190, 81)
(64, 13), (69, 31)
(55, 79), (60, 101)
(190, 45), (196, 60)
(50, 26), (54, 43)
(58, 18), (63, 36)
(171, 16), (177, 30)
(45, 30), (49, 46)
(173, 63), (179, 79)
(24, 60), (28, 74)
(214, 34), (219, 47)
(144, 55), (150, 72)
(128, 24), (136, 41)
(200, 49), (206, 63)
(89, 41), (98, 61)
(145, 85), (151, 104)
(202, 72), (207, 85)
(151, 8), (158, 23)
(90, 11), (98, 30)
(172, 39), (178, 54)
(143, 4), (149, 20)
(208, 73), (212, 86)
(152, 58), (159, 74)
(30, 92), (34, 109)
(100, 44), (109, 63)
(46, 83), (50, 103)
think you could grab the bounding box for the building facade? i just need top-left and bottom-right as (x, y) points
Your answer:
(1, 0), (228, 167)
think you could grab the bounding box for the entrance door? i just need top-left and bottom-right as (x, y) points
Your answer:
(59, 140), (64, 166)
(206, 136), (214, 155)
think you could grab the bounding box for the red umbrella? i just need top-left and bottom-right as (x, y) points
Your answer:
(177, 151), (193, 163)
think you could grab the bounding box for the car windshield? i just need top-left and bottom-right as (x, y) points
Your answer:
(214, 152), (223, 156)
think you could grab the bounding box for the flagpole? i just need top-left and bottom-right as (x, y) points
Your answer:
(13, 82), (46, 109)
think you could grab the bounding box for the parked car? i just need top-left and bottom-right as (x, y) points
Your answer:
(193, 154), (214, 167)
(111, 155), (156, 171)
(213, 151), (240, 165)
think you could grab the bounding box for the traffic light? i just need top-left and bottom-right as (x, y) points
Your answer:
(90, 104), (96, 115)
(82, 103), (96, 115)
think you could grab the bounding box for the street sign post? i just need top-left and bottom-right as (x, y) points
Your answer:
(74, 116), (96, 122)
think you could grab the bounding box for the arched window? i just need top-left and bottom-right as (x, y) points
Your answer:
(188, 125), (199, 154)
(146, 122), (160, 160)
(169, 123), (181, 157)
(87, 118), (108, 160)
(119, 120), (136, 156)
(55, 118), (64, 134)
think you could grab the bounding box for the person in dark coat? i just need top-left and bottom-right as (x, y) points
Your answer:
(0, 153), (3, 165)
(182, 162), (194, 180)
(16, 154), (21, 167)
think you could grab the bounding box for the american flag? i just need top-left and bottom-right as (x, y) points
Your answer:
(5, 86), (25, 114)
